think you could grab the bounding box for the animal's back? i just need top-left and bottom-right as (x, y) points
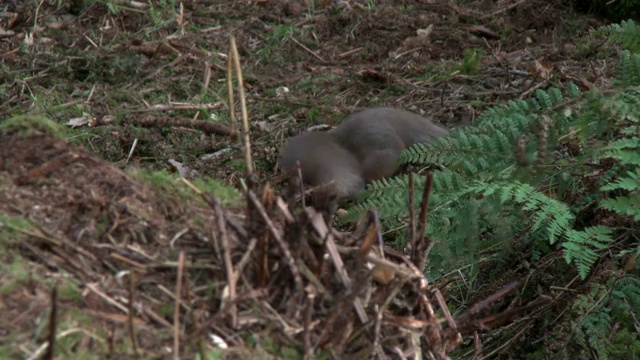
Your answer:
(344, 107), (449, 146)
(329, 107), (449, 181)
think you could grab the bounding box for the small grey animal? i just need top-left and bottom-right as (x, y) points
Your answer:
(279, 131), (365, 211)
(279, 107), (449, 210)
(330, 107), (449, 182)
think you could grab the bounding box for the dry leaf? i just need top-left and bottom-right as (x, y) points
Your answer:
(167, 159), (198, 178)
(66, 113), (94, 128)
(0, 28), (16, 38)
(371, 265), (395, 285)
(528, 60), (554, 81)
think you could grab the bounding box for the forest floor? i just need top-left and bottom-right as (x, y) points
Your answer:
(0, 0), (624, 359)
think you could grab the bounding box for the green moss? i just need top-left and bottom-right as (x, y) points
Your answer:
(58, 280), (83, 303)
(0, 115), (66, 138)
(0, 256), (29, 295)
(192, 177), (242, 206)
(135, 169), (241, 206)
(0, 344), (22, 360)
(460, 48), (485, 75)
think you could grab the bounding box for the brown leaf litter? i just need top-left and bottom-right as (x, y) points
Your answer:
(0, 129), (549, 358)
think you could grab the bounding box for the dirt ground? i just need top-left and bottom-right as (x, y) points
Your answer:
(0, 0), (623, 358)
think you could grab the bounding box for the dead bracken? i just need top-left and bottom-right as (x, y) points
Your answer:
(0, 129), (544, 359)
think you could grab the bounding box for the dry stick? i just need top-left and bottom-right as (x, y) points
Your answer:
(44, 285), (57, 360)
(247, 191), (303, 290)
(85, 283), (129, 313)
(364, 253), (417, 279)
(228, 35), (262, 255)
(414, 171), (434, 271)
(371, 305), (383, 359)
(229, 36), (253, 176)
(480, 0), (530, 19)
(456, 282), (520, 322)
(184, 278), (207, 360)
(125, 138), (138, 163)
(232, 238), (258, 282)
(472, 331), (482, 360)
(179, 178), (244, 273)
(107, 325), (115, 358)
(173, 251), (186, 360)
(305, 208), (369, 323)
(303, 287), (317, 360)
(13, 152), (80, 186)
(459, 298), (550, 339)
(224, 213), (249, 240)
(433, 289), (459, 338)
(33, 0), (45, 31)
(195, 288), (269, 338)
(289, 36), (326, 62)
(213, 197), (237, 328)
(257, 187), (275, 287)
(418, 292), (446, 359)
(128, 273), (139, 355)
(483, 37), (511, 85)
(130, 103), (224, 113)
(130, 115), (235, 137)
(297, 261), (331, 298)
(358, 212), (381, 265)
(337, 47), (364, 59)
(202, 62), (212, 95)
(408, 172), (416, 254)
(226, 49), (236, 133)
(276, 197), (295, 224)
(297, 161), (306, 208)
(130, 54), (188, 89)
(371, 210), (385, 258)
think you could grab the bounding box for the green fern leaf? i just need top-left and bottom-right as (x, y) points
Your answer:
(567, 82), (582, 98)
(600, 196), (640, 220)
(598, 20), (640, 53)
(615, 50), (640, 86)
(562, 226), (613, 279)
(600, 171), (640, 191)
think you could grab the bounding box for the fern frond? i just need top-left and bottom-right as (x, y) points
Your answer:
(614, 276), (640, 318)
(399, 139), (461, 165)
(600, 196), (640, 220)
(346, 170), (468, 222)
(602, 137), (640, 151)
(475, 99), (532, 129)
(599, 139), (640, 165)
(466, 180), (575, 244)
(347, 193), (408, 221)
(349, 57), (640, 287)
(615, 50), (640, 86)
(366, 174), (414, 195)
(572, 91), (608, 143)
(562, 226), (614, 279)
(567, 82), (583, 98)
(597, 20), (640, 53)
(431, 169), (467, 193)
(345, 176), (414, 221)
(600, 170), (640, 191)
(401, 124), (521, 175)
(535, 88), (560, 109)
(608, 90), (640, 123)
